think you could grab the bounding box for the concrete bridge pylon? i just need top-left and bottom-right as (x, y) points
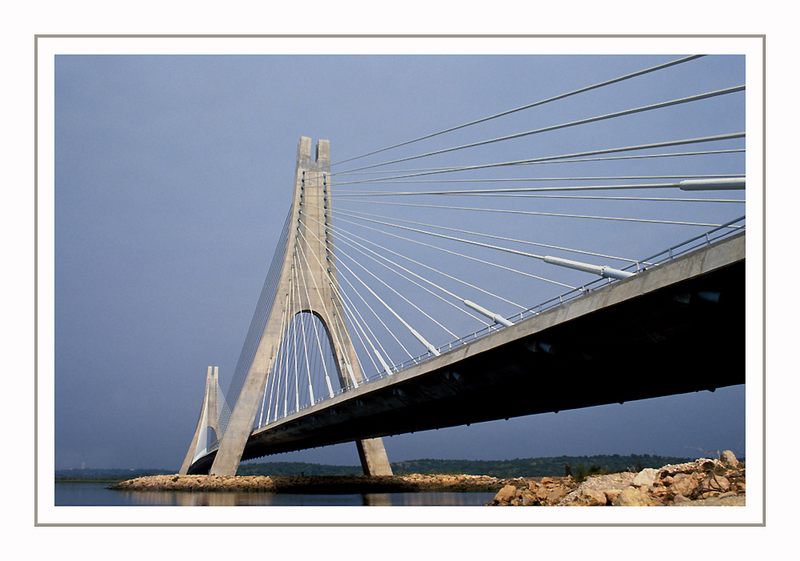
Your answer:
(179, 365), (222, 475)
(206, 137), (393, 476)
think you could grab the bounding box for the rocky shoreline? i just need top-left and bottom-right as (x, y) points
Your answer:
(490, 451), (745, 506)
(111, 451), (745, 506)
(111, 473), (505, 494)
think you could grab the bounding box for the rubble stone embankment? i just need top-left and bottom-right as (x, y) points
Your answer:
(489, 451), (745, 506)
(111, 473), (506, 494)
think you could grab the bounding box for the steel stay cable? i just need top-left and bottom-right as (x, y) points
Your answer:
(228, 208), (293, 409)
(333, 132), (745, 185)
(340, 298), (381, 377)
(269, 299), (282, 422)
(304, 208), (527, 318)
(259, 356), (270, 427)
(326, 292), (373, 384)
(333, 228), (492, 327)
(261, 288), (289, 427)
(274, 276), (296, 423)
(512, 149), (745, 169)
(301, 171), (343, 397)
(303, 313), (315, 406)
(301, 210), (491, 325)
(270, 288), (293, 425)
(322, 295), (366, 388)
(293, 224), (375, 381)
(332, 55), (705, 167)
(297, 240), (359, 388)
(290, 261), (302, 412)
(296, 212), (418, 364)
(336, 191), (744, 203)
(334, 247), (442, 357)
(258, 270), (289, 422)
(337, 84), (745, 174)
(295, 242), (337, 399)
(294, 210), (392, 378)
(295, 236), (361, 389)
(332, 232), (461, 339)
(333, 173), (741, 189)
(338, 202), (633, 272)
(332, 149), (746, 179)
(330, 305), (370, 386)
(328, 221), (526, 311)
(242, 275), (277, 428)
(335, 207), (643, 264)
(293, 253), (316, 407)
(280, 277), (295, 420)
(290, 257), (302, 410)
(282, 265), (295, 417)
(276, 280), (290, 421)
(335, 199), (743, 229)
(296, 223), (387, 384)
(326, 304), (366, 386)
(331, 213), (578, 289)
(424, 193), (743, 203)
(308, 323), (321, 405)
(333, 178), (745, 196)
(335, 258), (419, 361)
(298, 307), (312, 408)
(299, 219), (415, 372)
(335, 276), (391, 376)
(331, 160), (746, 177)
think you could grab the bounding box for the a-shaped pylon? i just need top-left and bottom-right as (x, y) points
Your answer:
(206, 137), (392, 476)
(179, 365), (223, 475)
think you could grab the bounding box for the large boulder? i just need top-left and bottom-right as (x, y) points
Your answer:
(576, 488), (608, 506)
(699, 474), (731, 495)
(612, 487), (654, 506)
(546, 486), (570, 504)
(720, 450), (739, 469)
(604, 489), (623, 504)
(493, 484), (518, 504)
(668, 473), (699, 498)
(632, 468), (658, 488)
(560, 472), (635, 505)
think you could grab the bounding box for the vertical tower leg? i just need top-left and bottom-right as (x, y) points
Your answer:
(357, 438), (393, 476)
(179, 366), (220, 475)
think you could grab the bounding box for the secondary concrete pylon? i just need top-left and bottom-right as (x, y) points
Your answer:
(179, 365), (222, 475)
(208, 136), (392, 476)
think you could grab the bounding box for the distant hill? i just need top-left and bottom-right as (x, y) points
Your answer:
(56, 455), (699, 481)
(237, 462), (361, 476)
(400, 455), (702, 478)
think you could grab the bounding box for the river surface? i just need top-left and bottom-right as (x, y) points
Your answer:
(55, 482), (496, 506)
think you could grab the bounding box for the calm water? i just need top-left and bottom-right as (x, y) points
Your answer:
(55, 482), (496, 506)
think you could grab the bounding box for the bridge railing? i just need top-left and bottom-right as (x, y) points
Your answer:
(626, 215), (745, 271)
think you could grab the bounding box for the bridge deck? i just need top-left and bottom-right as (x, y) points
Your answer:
(189, 233), (745, 474)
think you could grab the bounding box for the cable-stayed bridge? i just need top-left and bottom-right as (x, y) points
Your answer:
(180, 55), (746, 476)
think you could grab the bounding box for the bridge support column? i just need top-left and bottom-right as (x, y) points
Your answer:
(207, 136), (392, 477)
(357, 438), (393, 476)
(179, 366), (222, 475)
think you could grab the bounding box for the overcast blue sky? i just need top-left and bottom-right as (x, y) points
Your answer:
(54, 54), (745, 470)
